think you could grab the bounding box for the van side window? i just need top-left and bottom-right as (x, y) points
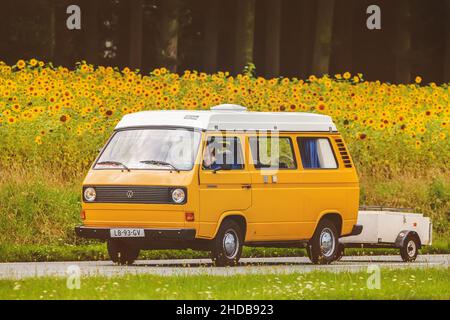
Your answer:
(297, 137), (337, 169)
(249, 137), (296, 169)
(202, 136), (244, 170)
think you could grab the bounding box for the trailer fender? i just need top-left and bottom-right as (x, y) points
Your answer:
(395, 230), (421, 249)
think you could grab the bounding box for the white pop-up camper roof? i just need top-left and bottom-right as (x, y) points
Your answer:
(115, 104), (337, 132)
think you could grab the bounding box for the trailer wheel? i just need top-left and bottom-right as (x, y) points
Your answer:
(400, 235), (419, 262)
(107, 240), (140, 265)
(308, 219), (339, 264)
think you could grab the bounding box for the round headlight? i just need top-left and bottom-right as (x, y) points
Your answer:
(84, 187), (96, 202)
(171, 188), (185, 204)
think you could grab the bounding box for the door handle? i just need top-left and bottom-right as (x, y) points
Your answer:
(241, 184), (252, 189)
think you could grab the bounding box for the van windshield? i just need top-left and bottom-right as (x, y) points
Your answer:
(95, 129), (201, 171)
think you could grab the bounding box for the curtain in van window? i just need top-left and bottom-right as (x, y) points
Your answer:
(300, 138), (320, 168)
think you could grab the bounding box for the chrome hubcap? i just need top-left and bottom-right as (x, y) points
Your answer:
(407, 240), (416, 257)
(223, 229), (238, 259)
(320, 228), (335, 257)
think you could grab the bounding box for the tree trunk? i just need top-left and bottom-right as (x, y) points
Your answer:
(48, 0), (56, 63)
(444, 0), (450, 82)
(298, 0), (316, 78)
(204, 0), (219, 73)
(395, 0), (412, 84)
(129, 0), (143, 69)
(311, 0), (335, 76)
(264, 0), (281, 78)
(84, 0), (99, 65)
(331, 0), (355, 74)
(159, 0), (179, 72)
(234, 0), (256, 74)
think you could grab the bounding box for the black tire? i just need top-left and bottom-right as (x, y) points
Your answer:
(211, 220), (244, 267)
(107, 240), (140, 265)
(334, 243), (345, 261)
(308, 219), (339, 265)
(305, 244), (312, 261)
(400, 235), (419, 262)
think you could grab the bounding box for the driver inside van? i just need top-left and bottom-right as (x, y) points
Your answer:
(202, 142), (220, 170)
(202, 139), (242, 170)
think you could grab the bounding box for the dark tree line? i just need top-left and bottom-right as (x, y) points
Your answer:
(0, 0), (449, 83)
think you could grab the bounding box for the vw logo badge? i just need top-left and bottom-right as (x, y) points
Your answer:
(126, 190), (134, 198)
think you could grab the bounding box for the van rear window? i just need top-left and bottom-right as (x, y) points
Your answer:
(297, 137), (337, 169)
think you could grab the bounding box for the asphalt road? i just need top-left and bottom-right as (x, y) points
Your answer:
(0, 254), (448, 279)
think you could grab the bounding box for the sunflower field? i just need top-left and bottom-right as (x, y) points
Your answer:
(0, 59), (448, 246)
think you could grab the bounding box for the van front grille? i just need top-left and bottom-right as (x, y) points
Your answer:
(84, 186), (184, 204)
(334, 138), (353, 168)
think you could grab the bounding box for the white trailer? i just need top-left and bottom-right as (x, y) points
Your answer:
(339, 207), (432, 262)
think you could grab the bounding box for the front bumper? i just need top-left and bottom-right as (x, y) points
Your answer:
(341, 224), (363, 238)
(75, 226), (196, 241)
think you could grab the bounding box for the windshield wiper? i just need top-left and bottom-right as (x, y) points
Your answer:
(140, 160), (180, 172)
(96, 160), (130, 172)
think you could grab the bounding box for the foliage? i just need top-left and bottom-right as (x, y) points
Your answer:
(0, 268), (449, 299)
(0, 60), (448, 179)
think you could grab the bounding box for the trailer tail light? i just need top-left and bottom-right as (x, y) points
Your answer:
(80, 209), (86, 220)
(185, 212), (195, 222)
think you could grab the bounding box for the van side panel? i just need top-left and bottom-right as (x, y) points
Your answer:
(244, 132), (359, 241)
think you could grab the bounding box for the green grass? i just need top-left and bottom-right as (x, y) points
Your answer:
(0, 177), (81, 246)
(0, 268), (448, 300)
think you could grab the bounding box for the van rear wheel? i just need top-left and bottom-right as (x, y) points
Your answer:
(107, 239), (140, 265)
(308, 219), (339, 264)
(211, 220), (243, 267)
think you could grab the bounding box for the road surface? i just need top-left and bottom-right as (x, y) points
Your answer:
(0, 255), (448, 279)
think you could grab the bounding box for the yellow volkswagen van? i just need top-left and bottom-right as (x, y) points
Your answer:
(75, 104), (362, 266)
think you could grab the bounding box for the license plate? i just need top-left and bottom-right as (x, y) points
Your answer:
(110, 228), (145, 238)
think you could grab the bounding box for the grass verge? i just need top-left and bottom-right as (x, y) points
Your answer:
(0, 237), (449, 263)
(0, 268), (448, 299)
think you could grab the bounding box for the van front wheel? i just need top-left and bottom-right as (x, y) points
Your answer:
(107, 240), (140, 265)
(308, 219), (339, 265)
(211, 220), (243, 267)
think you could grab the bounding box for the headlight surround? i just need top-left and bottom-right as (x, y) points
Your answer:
(84, 187), (96, 202)
(171, 188), (186, 204)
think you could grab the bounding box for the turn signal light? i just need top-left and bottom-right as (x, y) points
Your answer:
(185, 212), (195, 222)
(80, 209), (86, 220)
